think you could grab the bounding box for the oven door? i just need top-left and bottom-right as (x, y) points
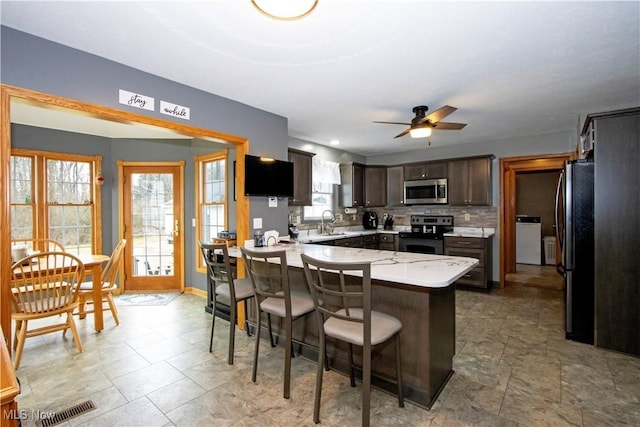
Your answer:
(398, 235), (444, 255)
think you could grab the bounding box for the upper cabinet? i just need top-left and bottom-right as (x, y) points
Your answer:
(364, 166), (387, 207)
(340, 162), (365, 207)
(288, 149), (314, 206)
(448, 156), (493, 206)
(404, 161), (448, 180)
(386, 166), (404, 206)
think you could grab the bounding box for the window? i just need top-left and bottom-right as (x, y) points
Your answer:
(10, 149), (102, 255)
(302, 157), (341, 223)
(195, 150), (228, 270)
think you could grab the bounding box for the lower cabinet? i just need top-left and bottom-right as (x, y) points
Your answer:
(334, 236), (364, 247)
(378, 233), (398, 251)
(444, 236), (493, 289)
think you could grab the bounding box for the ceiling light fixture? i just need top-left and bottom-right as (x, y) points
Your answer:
(329, 139), (340, 146)
(251, 0), (318, 21)
(409, 126), (432, 138)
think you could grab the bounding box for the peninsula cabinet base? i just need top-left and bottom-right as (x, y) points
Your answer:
(252, 266), (457, 410)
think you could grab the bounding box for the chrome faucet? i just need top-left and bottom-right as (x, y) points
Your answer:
(320, 209), (336, 234)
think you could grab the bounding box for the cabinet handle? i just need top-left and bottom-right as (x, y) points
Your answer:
(463, 274), (472, 278)
(457, 241), (471, 245)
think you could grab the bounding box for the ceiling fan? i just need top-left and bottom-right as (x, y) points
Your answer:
(373, 105), (467, 139)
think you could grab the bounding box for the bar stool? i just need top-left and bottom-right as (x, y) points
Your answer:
(301, 253), (404, 427)
(199, 241), (254, 365)
(240, 247), (315, 399)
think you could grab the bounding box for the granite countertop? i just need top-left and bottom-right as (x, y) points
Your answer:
(443, 227), (496, 238)
(228, 243), (478, 289)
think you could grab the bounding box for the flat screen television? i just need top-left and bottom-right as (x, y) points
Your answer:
(244, 154), (294, 198)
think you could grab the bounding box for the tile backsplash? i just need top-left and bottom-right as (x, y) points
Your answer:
(289, 205), (498, 231)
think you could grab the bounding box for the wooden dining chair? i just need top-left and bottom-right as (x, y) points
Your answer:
(301, 253), (404, 427)
(10, 251), (85, 369)
(77, 239), (126, 326)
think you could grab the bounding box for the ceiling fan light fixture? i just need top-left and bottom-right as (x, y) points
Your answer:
(251, 0), (318, 21)
(409, 126), (432, 138)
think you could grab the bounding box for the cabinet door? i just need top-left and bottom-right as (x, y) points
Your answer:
(447, 160), (468, 205)
(386, 166), (404, 206)
(404, 163), (426, 180)
(365, 166), (387, 207)
(404, 161), (448, 180)
(340, 163), (364, 207)
(448, 157), (491, 206)
(426, 161), (448, 179)
(288, 149), (313, 206)
(467, 157), (491, 205)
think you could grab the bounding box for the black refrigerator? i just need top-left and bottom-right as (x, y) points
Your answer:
(555, 159), (594, 345)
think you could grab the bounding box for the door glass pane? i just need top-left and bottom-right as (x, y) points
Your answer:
(131, 173), (175, 276)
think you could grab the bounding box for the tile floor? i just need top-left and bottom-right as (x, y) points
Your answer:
(12, 283), (640, 426)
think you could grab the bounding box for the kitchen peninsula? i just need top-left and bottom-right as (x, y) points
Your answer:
(228, 243), (478, 409)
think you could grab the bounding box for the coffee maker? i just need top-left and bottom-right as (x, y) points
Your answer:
(363, 211), (379, 229)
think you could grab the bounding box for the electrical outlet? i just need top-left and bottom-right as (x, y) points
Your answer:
(253, 217), (262, 229)
(464, 213), (470, 221)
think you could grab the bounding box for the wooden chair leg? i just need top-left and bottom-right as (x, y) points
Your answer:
(13, 320), (28, 370)
(67, 313), (83, 353)
(78, 294), (88, 319)
(106, 293), (120, 326)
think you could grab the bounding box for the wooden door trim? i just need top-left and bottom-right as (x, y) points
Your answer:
(119, 161), (185, 292)
(499, 152), (573, 288)
(1, 84), (250, 342)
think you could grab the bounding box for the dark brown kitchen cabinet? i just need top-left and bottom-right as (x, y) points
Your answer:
(288, 148), (314, 206)
(378, 233), (398, 251)
(386, 166), (404, 206)
(334, 235), (364, 248)
(340, 162), (364, 207)
(403, 161), (448, 180)
(444, 236), (492, 289)
(362, 234), (379, 249)
(448, 156), (493, 206)
(364, 166), (387, 207)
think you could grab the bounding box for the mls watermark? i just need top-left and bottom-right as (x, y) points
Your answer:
(3, 408), (56, 422)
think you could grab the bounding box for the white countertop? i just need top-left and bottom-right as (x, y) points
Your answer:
(443, 227), (496, 238)
(228, 243), (478, 289)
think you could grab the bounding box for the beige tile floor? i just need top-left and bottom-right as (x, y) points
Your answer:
(12, 283), (640, 426)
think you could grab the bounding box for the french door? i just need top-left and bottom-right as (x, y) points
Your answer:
(120, 162), (183, 291)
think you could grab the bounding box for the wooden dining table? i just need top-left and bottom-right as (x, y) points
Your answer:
(76, 254), (110, 332)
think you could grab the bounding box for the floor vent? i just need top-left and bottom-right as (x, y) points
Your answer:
(37, 400), (97, 427)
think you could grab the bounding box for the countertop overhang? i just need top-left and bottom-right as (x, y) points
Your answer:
(228, 243), (478, 289)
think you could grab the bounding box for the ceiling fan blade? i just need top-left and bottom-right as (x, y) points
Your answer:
(422, 105), (457, 124)
(394, 128), (411, 138)
(373, 121), (411, 125)
(433, 122), (467, 130)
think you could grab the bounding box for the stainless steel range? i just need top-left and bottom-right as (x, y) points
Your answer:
(398, 215), (453, 255)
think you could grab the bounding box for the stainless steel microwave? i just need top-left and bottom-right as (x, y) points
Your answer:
(404, 178), (448, 205)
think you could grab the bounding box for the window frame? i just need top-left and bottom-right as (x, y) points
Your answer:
(195, 149), (228, 272)
(10, 148), (102, 254)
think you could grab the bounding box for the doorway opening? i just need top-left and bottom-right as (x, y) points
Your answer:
(500, 152), (573, 288)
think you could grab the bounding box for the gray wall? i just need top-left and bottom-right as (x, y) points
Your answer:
(2, 26), (291, 291)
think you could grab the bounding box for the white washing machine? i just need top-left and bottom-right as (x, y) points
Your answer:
(516, 219), (542, 265)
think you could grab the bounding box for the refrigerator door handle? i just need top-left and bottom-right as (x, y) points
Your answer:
(554, 169), (565, 275)
(564, 164), (574, 270)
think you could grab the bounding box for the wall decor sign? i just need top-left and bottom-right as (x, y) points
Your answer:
(119, 89), (154, 111)
(160, 100), (191, 120)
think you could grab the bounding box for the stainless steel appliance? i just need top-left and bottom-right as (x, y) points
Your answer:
(363, 211), (378, 229)
(555, 159), (594, 345)
(404, 178), (448, 205)
(399, 215), (453, 254)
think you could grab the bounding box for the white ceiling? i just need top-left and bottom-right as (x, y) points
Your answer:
(2, 1), (639, 156)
